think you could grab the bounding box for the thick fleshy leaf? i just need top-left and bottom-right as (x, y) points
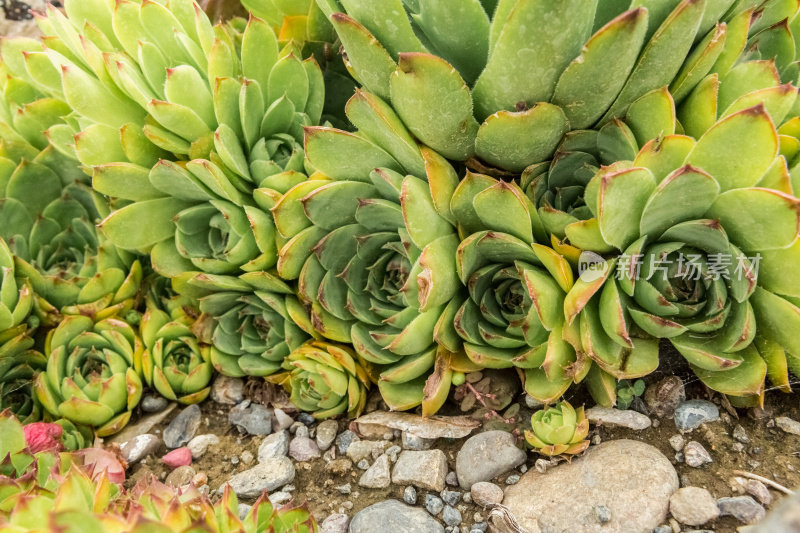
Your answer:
(639, 165), (719, 237)
(345, 89), (425, 177)
(330, 13), (396, 100)
(473, 0), (597, 120)
(678, 73), (719, 138)
(305, 127), (401, 180)
(686, 105), (779, 190)
(553, 8), (649, 129)
(99, 198), (194, 250)
(690, 344), (766, 397)
(389, 53), (478, 161)
(670, 22), (726, 102)
(409, 0), (490, 84)
(601, 0), (706, 121)
(707, 188), (800, 251)
(596, 167), (657, 250)
(475, 103), (569, 172)
(625, 87), (676, 146)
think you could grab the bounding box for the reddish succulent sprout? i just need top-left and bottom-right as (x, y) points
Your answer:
(162, 447), (192, 469)
(78, 447), (127, 484)
(23, 422), (64, 453)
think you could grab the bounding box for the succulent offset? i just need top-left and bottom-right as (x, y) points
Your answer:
(187, 270), (313, 377)
(35, 316), (144, 436)
(140, 295), (213, 405)
(272, 340), (370, 419)
(525, 401), (590, 457)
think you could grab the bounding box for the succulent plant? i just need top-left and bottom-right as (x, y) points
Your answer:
(35, 315), (144, 437)
(185, 271), (313, 378)
(22, 1), (323, 285)
(140, 297), (213, 405)
(449, 171), (592, 403)
(272, 88), (468, 412)
(272, 340), (370, 419)
(0, 333), (46, 425)
(560, 103), (800, 404)
(317, 0), (744, 174)
(525, 401), (590, 457)
(0, 239), (35, 335)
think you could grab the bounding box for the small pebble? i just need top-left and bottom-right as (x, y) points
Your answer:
(386, 445), (402, 462)
(674, 400), (719, 432)
(165, 465), (195, 487)
(272, 408), (294, 431)
(336, 483), (352, 495)
(668, 435), (685, 452)
(443, 505), (462, 527)
(732, 425), (750, 444)
(289, 436), (321, 462)
(425, 494), (444, 516)
(505, 474), (520, 485)
(297, 413), (315, 425)
(356, 459), (369, 470)
(141, 393), (168, 413)
(316, 420), (338, 451)
(594, 505), (611, 524)
(717, 496), (766, 524)
(162, 447), (192, 469)
(403, 485), (418, 505)
(669, 486), (719, 526)
(684, 441), (712, 468)
(446, 471), (459, 486)
(745, 479), (772, 505)
(336, 430), (359, 454)
(471, 482), (503, 507)
(442, 489), (461, 506)
(240, 450), (254, 465)
(187, 434), (220, 460)
(268, 492), (292, 505)
(775, 416), (800, 436)
(320, 513), (349, 533)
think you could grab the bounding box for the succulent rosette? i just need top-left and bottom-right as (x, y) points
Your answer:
(561, 103), (800, 404)
(22, 1), (324, 284)
(273, 89), (472, 412)
(317, 0), (748, 174)
(274, 340), (370, 419)
(525, 401), (590, 457)
(449, 172), (591, 403)
(0, 333), (47, 424)
(35, 316), (144, 436)
(140, 298), (213, 405)
(0, 56), (142, 321)
(182, 270), (312, 378)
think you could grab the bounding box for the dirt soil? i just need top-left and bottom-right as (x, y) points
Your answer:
(125, 375), (800, 533)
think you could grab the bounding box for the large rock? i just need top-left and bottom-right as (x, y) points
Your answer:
(392, 450), (448, 492)
(349, 500), (444, 533)
(110, 404), (176, 444)
(354, 412), (479, 440)
(504, 440), (678, 533)
(456, 431), (526, 489)
(163, 404), (202, 449)
(219, 458), (295, 499)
